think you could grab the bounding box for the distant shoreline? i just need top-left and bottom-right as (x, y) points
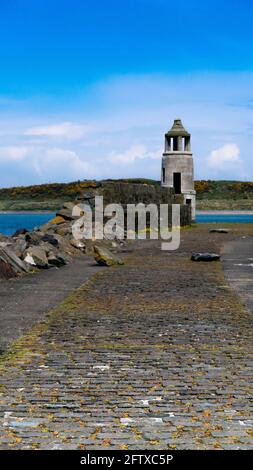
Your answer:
(1, 209), (253, 215)
(196, 210), (253, 215)
(0, 210), (54, 214)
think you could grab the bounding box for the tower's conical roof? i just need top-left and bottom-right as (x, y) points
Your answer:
(166, 118), (190, 137)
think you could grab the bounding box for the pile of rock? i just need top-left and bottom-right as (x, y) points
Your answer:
(0, 200), (124, 280)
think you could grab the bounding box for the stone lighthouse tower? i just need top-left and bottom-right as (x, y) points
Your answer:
(161, 118), (196, 219)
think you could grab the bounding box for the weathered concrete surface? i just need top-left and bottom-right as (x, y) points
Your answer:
(0, 227), (252, 450)
(223, 236), (253, 313)
(0, 256), (100, 352)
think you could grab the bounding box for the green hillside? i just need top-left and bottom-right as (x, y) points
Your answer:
(0, 179), (159, 211)
(0, 179), (253, 211)
(195, 180), (253, 210)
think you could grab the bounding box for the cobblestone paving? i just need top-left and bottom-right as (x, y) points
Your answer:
(0, 227), (253, 449)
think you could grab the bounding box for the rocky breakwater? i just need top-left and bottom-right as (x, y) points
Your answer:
(0, 199), (124, 280)
(0, 181), (192, 279)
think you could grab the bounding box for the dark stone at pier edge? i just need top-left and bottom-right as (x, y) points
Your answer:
(209, 228), (230, 233)
(191, 252), (220, 261)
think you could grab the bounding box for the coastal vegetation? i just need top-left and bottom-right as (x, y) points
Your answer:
(0, 179), (253, 211)
(195, 180), (253, 210)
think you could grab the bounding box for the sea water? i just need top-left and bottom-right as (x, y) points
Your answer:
(1, 211), (253, 238)
(0, 213), (54, 236)
(196, 213), (253, 224)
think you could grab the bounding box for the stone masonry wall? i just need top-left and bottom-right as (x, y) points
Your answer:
(78, 182), (192, 226)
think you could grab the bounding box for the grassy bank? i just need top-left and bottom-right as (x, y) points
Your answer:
(1, 179), (253, 211)
(0, 181), (98, 211)
(196, 198), (253, 210)
(195, 180), (253, 210)
(0, 199), (66, 211)
(0, 179), (159, 211)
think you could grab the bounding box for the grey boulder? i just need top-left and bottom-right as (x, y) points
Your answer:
(0, 246), (30, 273)
(63, 201), (76, 211)
(41, 233), (59, 246)
(70, 238), (86, 252)
(25, 231), (42, 246)
(0, 258), (17, 279)
(23, 246), (49, 268)
(191, 252), (220, 262)
(93, 244), (124, 266)
(13, 237), (28, 257)
(56, 208), (75, 220)
(12, 228), (29, 237)
(209, 228), (230, 233)
(55, 252), (70, 265)
(47, 252), (67, 267)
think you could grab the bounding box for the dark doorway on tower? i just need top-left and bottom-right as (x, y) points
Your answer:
(186, 198), (191, 207)
(173, 172), (181, 194)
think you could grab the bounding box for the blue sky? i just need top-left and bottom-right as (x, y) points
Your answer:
(0, 0), (253, 186)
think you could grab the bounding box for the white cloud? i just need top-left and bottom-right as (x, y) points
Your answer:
(0, 146), (30, 162)
(208, 143), (241, 169)
(0, 144), (95, 184)
(33, 147), (94, 179)
(24, 122), (91, 140)
(108, 145), (161, 165)
(1, 72), (253, 185)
